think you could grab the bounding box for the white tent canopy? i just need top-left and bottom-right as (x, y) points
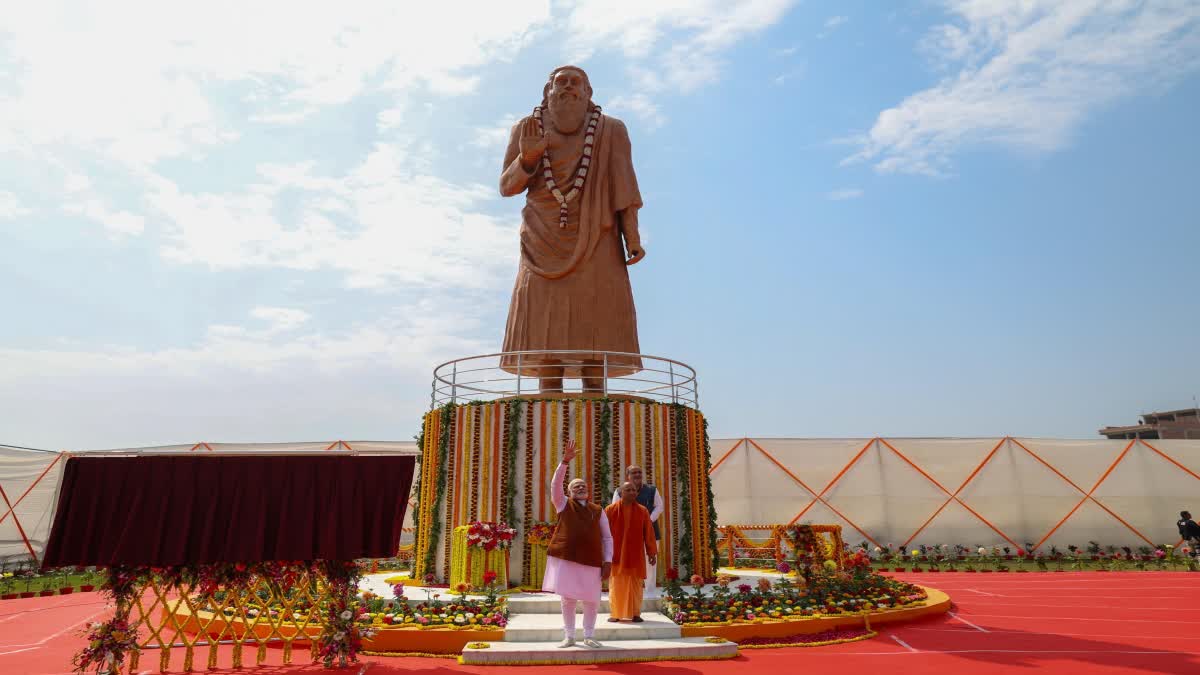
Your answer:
(709, 437), (1200, 551)
(0, 445), (67, 564)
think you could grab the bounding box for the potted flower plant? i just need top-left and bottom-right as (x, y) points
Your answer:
(993, 546), (1010, 572)
(942, 545), (958, 572)
(17, 569), (37, 598)
(0, 570), (16, 600)
(904, 549), (920, 572)
(80, 568), (97, 593)
(38, 574), (56, 596)
(56, 567), (75, 595)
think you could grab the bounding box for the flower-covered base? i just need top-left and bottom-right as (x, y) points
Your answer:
(677, 585), (949, 641)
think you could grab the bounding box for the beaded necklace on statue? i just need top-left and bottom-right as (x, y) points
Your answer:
(533, 104), (601, 228)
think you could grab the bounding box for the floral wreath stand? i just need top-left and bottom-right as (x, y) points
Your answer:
(449, 525), (510, 590)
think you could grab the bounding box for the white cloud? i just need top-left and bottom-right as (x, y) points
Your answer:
(150, 143), (518, 291)
(472, 114), (519, 150)
(846, 1), (1200, 176)
(825, 16), (848, 29)
(376, 105), (407, 133)
(63, 173), (92, 193)
(0, 191), (31, 219)
(565, 0), (798, 93)
(250, 307), (311, 335)
(0, 1), (555, 176)
(62, 198), (146, 237)
(0, 0), (561, 293)
(608, 93), (666, 130)
(827, 188), (864, 201)
(772, 64), (805, 86)
(0, 304), (493, 447)
(817, 15), (848, 38)
(0, 304), (488, 381)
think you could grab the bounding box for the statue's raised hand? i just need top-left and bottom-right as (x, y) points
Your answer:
(519, 117), (548, 171)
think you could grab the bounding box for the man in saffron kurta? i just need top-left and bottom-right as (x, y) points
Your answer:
(611, 464), (663, 587)
(604, 482), (658, 622)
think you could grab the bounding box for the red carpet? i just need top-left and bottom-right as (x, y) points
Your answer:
(4, 572), (1200, 674)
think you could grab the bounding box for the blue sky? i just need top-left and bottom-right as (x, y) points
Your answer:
(2, 1), (1199, 449)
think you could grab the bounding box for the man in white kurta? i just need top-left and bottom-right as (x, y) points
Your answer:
(611, 464), (663, 587)
(543, 440), (613, 648)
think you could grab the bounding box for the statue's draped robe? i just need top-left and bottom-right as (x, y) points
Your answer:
(500, 113), (643, 377)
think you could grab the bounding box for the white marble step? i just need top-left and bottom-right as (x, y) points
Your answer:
(358, 574), (664, 614)
(460, 636), (737, 665)
(503, 611), (682, 642)
(506, 593), (660, 615)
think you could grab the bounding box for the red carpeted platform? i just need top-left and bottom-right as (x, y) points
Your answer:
(5, 572), (1200, 674)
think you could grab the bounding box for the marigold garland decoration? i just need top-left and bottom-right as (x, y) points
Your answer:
(414, 404), (455, 581)
(466, 642), (491, 649)
(503, 400), (522, 530)
(701, 417), (721, 573)
(414, 398), (714, 584)
(441, 404), (457, 577)
(362, 650), (458, 659)
(673, 404), (695, 576)
(736, 629), (877, 649)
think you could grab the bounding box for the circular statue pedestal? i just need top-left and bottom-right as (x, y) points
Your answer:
(412, 394), (718, 588)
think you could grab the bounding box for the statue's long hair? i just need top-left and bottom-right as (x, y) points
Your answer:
(541, 65), (594, 109)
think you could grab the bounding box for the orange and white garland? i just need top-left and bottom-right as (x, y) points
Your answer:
(533, 104), (601, 228)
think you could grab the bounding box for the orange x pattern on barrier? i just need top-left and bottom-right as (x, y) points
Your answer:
(710, 437), (1200, 552)
(0, 452), (64, 564)
(745, 439), (882, 547)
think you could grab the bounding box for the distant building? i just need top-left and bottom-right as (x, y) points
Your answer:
(1099, 408), (1200, 440)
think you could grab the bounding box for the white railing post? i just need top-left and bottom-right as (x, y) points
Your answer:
(602, 353), (608, 397)
(669, 362), (677, 404)
(451, 362), (458, 404)
(516, 352), (522, 396)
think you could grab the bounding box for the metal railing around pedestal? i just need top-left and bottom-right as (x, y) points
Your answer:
(430, 350), (698, 408)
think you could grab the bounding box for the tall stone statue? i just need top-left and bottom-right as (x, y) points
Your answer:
(499, 65), (644, 394)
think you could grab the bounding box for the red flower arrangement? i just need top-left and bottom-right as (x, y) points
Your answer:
(466, 522), (517, 551)
(73, 617), (139, 674)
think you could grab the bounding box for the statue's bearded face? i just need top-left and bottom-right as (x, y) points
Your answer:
(545, 68), (591, 134)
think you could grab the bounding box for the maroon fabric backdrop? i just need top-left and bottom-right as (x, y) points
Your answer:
(41, 455), (414, 567)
